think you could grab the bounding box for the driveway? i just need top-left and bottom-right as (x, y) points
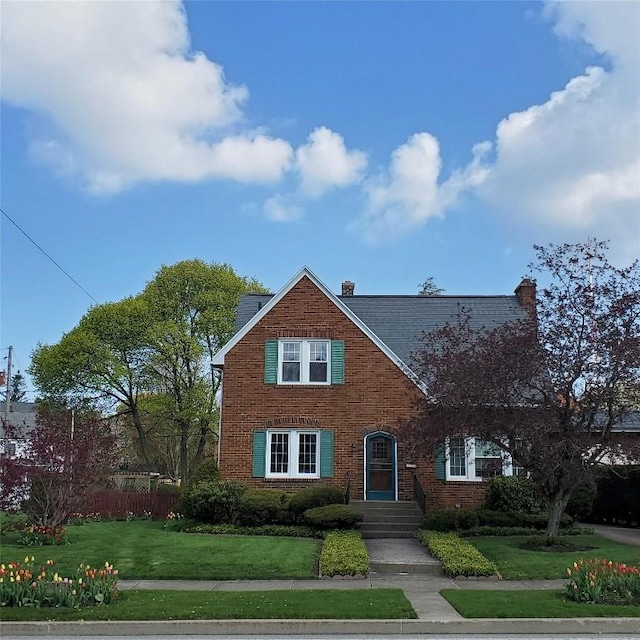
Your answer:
(589, 523), (640, 546)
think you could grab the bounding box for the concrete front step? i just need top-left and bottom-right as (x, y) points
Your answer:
(352, 500), (424, 538)
(369, 561), (443, 575)
(360, 529), (418, 539)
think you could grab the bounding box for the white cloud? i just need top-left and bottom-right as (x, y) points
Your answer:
(1, 1), (292, 192)
(263, 195), (303, 222)
(352, 133), (488, 243)
(478, 1), (640, 259)
(295, 127), (367, 196)
(351, 1), (639, 258)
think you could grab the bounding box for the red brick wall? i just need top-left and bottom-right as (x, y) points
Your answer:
(218, 275), (490, 506)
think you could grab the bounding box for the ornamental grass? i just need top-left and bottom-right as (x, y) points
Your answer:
(565, 558), (640, 605)
(0, 557), (118, 608)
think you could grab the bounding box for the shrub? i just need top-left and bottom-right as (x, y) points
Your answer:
(157, 483), (183, 496)
(187, 460), (221, 487)
(565, 558), (640, 605)
(566, 482), (597, 521)
(303, 504), (363, 529)
(320, 531), (369, 577)
(418, 530), (497, 577)
(185, 523), (326, 539)
(483, 476), (545, 514)
(0, 557), (118, 608)
(0, 511), (28, 534)
(288, 485), (345, 519)
(237, 489), (289, 526)
(424, 509), (479, 532)
(180, 480), (246, 524)
(18, 524), (68, 546)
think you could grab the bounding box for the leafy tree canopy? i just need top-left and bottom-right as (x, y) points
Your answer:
(405, 240), (640, 536)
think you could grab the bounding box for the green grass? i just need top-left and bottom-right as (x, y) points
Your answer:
(0, 589), (416, 621)
(0, 521), (320, 580)
(470, 534), (640, 580)
(441, 589), (640, 618)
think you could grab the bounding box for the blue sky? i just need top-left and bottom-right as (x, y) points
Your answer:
(1, 1), (639, 398)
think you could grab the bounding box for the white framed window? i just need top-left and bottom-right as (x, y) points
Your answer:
(266, 430), (320, 478)
(278, 340), (330, 385)
(444, 437), (521, 481)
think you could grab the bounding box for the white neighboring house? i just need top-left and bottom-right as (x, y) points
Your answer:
(0, 401), (37, 458)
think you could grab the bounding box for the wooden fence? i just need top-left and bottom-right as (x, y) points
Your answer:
(83, 490), (180, 520)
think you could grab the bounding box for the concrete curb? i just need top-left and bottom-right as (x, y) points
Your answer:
(2, 617), (640, 636)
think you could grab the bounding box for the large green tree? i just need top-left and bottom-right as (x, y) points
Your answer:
(30, 260), (267, 483)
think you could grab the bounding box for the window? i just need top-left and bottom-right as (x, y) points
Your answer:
(266, 430), (319, 478)
(264, 339), (344, 385)
(438, 436), (522, 481)
(253, 429), (334, 479)
(279, 340), (329, 384)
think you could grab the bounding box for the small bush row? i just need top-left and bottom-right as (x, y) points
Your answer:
(320, 531), (369, 577)
(184, 523), (328, 539)
(419, 530), (498, 577)
(458, 525), (590, 538)
(424, 508), (573, 533)
(565, 558), (640, 605)
(180, 479), (352, 529)
(0, 557), (118, 608)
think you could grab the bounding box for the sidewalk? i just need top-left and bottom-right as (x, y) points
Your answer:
(4, 575), (638, 636)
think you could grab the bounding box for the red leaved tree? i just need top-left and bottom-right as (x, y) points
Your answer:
(405, 240), (640, 536)
(0, 407), (119, 526)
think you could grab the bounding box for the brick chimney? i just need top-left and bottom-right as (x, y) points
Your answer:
(515, 278), (537, 320)
(341, 280), (355, 296)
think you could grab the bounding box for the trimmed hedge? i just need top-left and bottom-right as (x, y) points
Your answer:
(237, 489), (289, 526)
(320, 530), (369, 577)
(303, 504), (363, 529)
(185, 523), (327, 539)
(425, 508), (572, 533)
(483, 476), (545, 514)
(419, 530), (498, 577)
(288, 485), (345, 519)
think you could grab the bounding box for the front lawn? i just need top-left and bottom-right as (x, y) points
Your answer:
(0, 589), (416, 621)
(470, 534), (640, 580)
(441, 589), (640, 618)
(0, 521), (320, 580)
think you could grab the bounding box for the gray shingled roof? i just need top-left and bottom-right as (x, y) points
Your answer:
(235, 293), (527, 366)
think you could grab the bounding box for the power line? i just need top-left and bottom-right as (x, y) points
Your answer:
(1, 206), (99, 305)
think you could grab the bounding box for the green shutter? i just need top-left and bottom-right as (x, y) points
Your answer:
(264, 340), (278, 384)
(330, 340), (344, 384)
(319, 430), (334, 478)
(434, 443), (446, 480)
(252, 430), (267, 477)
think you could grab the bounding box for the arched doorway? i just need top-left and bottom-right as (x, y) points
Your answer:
(364, 432), (397, 500)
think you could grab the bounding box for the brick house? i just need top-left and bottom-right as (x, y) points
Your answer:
(211, 267), (535, 510)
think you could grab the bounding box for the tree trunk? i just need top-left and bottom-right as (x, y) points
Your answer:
(131, 406), (154, 469)
(180, 421), (189, 486)
(546, 489), (572, 537)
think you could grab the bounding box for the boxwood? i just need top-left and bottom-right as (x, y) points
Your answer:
(303, 504), (363, 529)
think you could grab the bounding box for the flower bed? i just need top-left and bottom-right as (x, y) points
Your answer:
(18, 525), (68, 546)
(565, 558), (640, 605)
(0, 557), (118, 607)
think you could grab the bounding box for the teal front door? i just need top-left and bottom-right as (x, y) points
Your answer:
(366, 434), (396, 500)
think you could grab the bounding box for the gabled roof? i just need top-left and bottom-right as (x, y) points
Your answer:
(211, 267), (417, 380)
(232, 282), (527, 366)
